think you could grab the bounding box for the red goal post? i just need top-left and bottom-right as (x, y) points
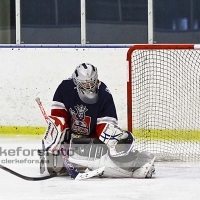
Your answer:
(126, 44), (200, 161)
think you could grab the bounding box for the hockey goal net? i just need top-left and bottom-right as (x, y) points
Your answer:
(127, 44), (200, 161)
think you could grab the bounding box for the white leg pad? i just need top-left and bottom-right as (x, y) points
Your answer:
(69, 151), (155, 178)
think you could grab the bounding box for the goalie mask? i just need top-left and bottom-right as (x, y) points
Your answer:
(72, 63), (98, 104)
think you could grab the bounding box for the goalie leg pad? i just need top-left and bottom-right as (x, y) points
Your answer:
(69, 140), (132, 178)
(108, 150), (155, 178)
(68, 138), (155, 178)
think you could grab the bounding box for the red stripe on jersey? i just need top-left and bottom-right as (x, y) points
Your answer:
(51, 108), (69, 124)
(96, 123), (106, 137)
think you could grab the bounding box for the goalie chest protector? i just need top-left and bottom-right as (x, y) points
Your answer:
(52, 79), (118, 137)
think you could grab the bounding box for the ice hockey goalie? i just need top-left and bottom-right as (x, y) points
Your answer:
(38, 63), (155, 178)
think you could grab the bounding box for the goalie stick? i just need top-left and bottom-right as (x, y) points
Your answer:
(35, 97), (105, 180)
(0, 164), (57, 181)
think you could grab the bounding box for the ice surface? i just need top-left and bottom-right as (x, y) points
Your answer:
(1, 135), (200, 200)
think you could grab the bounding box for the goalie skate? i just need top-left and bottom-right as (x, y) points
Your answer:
(130, 151), (156, 178)
(145, 164), (155, 178)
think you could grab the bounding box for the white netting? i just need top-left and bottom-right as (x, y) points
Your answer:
(128, 47), (200, 161)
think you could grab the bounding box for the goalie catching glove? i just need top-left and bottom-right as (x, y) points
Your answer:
(99, 123), (135, 157)
(42, 116), (69, 153)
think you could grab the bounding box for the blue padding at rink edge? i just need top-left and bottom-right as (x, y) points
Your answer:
(0, 45), (132, 49)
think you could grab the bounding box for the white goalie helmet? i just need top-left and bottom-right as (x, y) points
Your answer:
(72, 63), (98, 104)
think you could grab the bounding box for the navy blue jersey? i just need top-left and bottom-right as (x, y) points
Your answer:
(51, 78), (118, 138)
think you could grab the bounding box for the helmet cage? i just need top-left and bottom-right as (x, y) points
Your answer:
(77, 75), (98, 95)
